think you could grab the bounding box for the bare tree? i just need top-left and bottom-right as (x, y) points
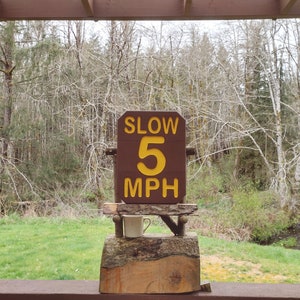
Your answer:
(0, 22), (16, 197)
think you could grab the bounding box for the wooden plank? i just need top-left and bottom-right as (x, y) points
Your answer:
(0, 0), (88, 20)
(1, 280), (300, 299)
(3, 0), (300, 20)
(102, 203), (198, 216)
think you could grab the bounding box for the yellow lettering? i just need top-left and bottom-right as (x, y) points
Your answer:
(137, 136), (166, 176)
(148, 117), (161, 134)
(145, 178), (160, 197)
(162, 117), (179, 134)
(124, 116), (135, 134)
(124, 177), (142, 197)
(137, 117), (147, 134)
(124, 115), (180, 135)
(162, 178), (178, 198)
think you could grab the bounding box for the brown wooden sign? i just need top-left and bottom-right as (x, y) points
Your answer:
(116, 111), (186, 204)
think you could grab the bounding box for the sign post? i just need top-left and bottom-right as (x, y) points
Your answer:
(116, 111), (186, 204)
(100, 111), (200, 294)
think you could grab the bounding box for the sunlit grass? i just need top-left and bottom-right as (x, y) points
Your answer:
(0, 216), (112, 279)
(0, 216), (299, 283)
(199, 236), (300, 283)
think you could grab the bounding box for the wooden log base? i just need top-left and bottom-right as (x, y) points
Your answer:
(99, 233), (200, 294)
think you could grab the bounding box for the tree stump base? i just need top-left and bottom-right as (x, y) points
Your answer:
(99, 233), (201, 294)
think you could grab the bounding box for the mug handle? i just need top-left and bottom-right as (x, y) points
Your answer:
(143, 217), (151, 233)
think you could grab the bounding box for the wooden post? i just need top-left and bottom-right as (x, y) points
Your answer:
(105, 148), (123, 237)
(112, 215), (123, 238)
(178, 215), (188, 236)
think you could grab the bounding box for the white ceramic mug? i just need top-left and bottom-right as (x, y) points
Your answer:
(123, 215), (151, 238)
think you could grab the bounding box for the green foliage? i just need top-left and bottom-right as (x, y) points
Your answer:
(228, 189), (292, 242)
(272, 237), (297, 249)
(234, 149), (270, 190)
(187, 164), (228, 204)
(187, 162), (294, 242)
(22, 135), (82, 190)
(195, 188), (294, 242)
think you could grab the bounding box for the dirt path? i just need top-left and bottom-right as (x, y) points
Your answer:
(201, 254), (288, 283)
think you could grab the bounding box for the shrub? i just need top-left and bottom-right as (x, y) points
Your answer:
(186, 164), (227, 204)
(272, 237), (297, 249)
(212, 189), (294, 242)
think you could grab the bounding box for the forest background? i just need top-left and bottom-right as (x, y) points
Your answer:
(0, 19), (300, 244)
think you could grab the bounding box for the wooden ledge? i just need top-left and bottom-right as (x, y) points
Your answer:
(1, 280), (300, 299)
(103, 203), (198, 216)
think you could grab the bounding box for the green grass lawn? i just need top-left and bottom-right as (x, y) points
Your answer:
(0, 216), (299, 283)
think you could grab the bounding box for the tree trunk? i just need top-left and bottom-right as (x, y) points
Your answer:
(273, 81), (288, 208)
(0, 22), (15, 160)
(0, 22), (16, 192)
(269, 22), (289, 208)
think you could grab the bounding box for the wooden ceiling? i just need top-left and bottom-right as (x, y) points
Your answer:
(1, 0), (300, 21)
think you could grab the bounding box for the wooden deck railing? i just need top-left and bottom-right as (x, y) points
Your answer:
(0, 280), (299, 300)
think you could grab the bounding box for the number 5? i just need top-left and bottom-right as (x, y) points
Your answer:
(137, 136), (166, 176)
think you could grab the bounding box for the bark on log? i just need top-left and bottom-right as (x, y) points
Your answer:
(100, 233), (200, 294)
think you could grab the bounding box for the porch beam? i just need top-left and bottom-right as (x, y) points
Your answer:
(1, 0), (300, 21)
(280, 0), (298, 14)
(81, 0), (94, 17)
(183, 0), (192, 17)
